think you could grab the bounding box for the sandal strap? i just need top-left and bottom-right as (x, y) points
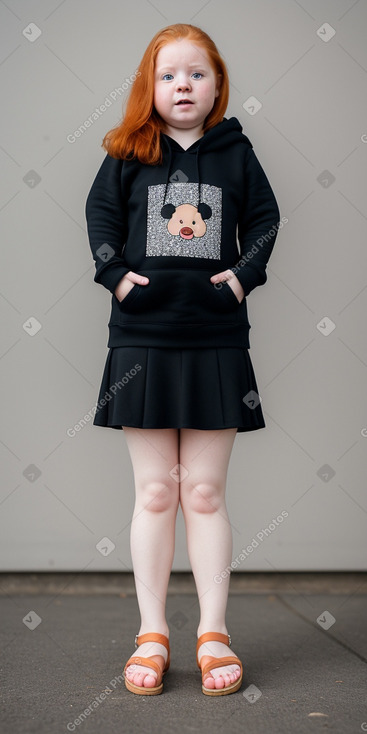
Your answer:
(196, 632), (231, 667)
(123, 654), (163, 680)
(135, 632), (170, 654)
(199, 655), (243, 680)
(130, 633), (170, 673)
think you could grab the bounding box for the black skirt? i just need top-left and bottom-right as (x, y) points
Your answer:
(93, 346), (266, 433)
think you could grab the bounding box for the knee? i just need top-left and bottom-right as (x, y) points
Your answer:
(139, 481), (178, 513)
(183, 482), (223, 514)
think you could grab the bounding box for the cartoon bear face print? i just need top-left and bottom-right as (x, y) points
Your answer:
(161, 202), (212, 240)
(146, 182), (222, 259)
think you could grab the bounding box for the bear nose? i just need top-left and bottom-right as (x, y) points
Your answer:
(181, 227), (193, 236)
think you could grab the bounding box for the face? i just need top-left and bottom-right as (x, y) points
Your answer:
(153, 39), (221, 132)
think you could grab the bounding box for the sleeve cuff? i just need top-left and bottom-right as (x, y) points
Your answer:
(231, 263), (267, 297)
(94, 265), (130, 294)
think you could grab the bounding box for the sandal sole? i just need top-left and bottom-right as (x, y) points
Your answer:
(124, 667), (168, 696)
(124, 678), (164, 695)
(202, 675), (243, 696)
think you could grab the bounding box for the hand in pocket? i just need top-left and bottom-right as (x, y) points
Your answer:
(115, 272), (149, 302)
(210, 269), (245, 303)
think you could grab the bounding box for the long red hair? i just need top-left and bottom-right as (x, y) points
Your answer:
(101, 23), (229, 165)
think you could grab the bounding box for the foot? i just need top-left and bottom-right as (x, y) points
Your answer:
(124, 639), (169, 689)
(197, 638), (241, 691)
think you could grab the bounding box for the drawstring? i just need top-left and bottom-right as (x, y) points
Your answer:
(162, 139), (172, 207)
(196, 148), (201, 208)
(161, 135), (202, 208)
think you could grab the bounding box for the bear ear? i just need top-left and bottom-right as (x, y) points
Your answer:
(197, 202), (212, 220)
(161, 203), (176, 219)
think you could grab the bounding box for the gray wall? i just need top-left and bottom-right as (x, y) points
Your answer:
(1, 0), (366, 571)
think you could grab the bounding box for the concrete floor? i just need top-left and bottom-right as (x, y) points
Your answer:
(1, 572), (366, 734)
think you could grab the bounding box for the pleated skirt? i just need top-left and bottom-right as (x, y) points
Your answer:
(93, 346), (266, 433)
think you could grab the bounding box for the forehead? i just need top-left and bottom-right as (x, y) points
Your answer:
(155, 39), (211, 69)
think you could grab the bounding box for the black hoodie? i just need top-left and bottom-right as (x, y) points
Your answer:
(85, 116), (280, 349)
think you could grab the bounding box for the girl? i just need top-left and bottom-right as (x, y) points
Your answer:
(85, 23), (280, 697)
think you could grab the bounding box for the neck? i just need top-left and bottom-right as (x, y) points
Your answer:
(162, 124), (204, 150)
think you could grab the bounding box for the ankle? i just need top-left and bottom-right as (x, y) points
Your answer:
(197, 624), (229, 639)
(137, 625), (170, 640)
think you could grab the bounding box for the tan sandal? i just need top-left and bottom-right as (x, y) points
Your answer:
(196, 632), (243, 696)
(123, 632), (170, 695)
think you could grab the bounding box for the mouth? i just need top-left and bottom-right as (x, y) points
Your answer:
(175, 99), (194, 105)
(180, 227), (194, 239)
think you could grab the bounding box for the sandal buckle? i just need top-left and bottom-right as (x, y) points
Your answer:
(134, 634), (139, 649)
(228, 634), (232, 647)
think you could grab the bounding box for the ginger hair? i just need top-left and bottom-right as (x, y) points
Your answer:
(101, 23), (229, 165)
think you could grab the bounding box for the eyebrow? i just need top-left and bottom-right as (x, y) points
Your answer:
(155, 62), (209, 73)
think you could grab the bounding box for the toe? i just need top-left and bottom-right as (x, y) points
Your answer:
(203, 674), (216, 689)
(143, 674), (158, 688)
(132, 671), (146, 687)
(125, 665), (135, 681)
(210, 666), (241, 689)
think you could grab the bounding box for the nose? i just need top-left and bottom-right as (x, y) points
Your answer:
(176, 75), (191, 92)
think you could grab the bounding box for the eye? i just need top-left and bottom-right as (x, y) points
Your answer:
(179, 219), (184, 224)
(192, 72), (203, 79)
(162, 73), (173, 80)
(192, 220), (196, 225)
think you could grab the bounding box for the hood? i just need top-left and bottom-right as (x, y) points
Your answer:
(160, 116), (253, 210)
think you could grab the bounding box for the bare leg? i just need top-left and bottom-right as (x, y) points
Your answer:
(122, 427), (179, 689)
(179, 428), (241, 691)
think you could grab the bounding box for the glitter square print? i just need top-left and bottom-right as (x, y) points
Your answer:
(146, 182), (222, 259)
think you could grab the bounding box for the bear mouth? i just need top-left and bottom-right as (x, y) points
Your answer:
(180, 227), (194, 239)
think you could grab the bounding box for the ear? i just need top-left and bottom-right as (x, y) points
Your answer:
(197, 202), (212, 220)
(161, 203), (176, 219)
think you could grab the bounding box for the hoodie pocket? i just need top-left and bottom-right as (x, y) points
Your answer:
(214, 279), (242, 309)
(115, 269), (241, 323)
(114, 282), (141, 312)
